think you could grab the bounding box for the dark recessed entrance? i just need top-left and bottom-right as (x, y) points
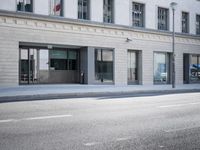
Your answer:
(19, 45), (80, 84)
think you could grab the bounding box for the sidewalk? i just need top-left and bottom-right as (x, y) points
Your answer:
(0, 84), (200, 102)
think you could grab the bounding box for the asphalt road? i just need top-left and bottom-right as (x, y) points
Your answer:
(0, 92), (200, 150)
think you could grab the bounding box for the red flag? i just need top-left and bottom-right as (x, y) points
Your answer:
(53, 3), (61, 12)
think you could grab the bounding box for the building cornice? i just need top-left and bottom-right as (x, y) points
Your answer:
(0, 10), (200, 39)
(0, 10), (200, 46)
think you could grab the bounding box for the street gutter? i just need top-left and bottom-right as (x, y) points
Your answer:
(0, 89), (200, 103)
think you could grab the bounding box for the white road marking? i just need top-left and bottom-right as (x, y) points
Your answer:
(158, 104), (186, 108)
(83, 142), (99, 146)
(24, 114), (72, 120)
(0, 114), (72, 124)
(159, 145), (165, 148)
(0, 119), (17, 123)
(116, 137), (132, 141)
(158, 102), (200, 108)
(164, 126), (200, 133)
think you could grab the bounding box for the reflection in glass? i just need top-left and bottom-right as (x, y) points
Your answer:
(190, 55), (200, 82)
(95, 49), (113, 83)
(49, 50), (78, 70)
(127, 51), (138, 83)
(103, 0), (113, 23)
(20, 49), (38, 84)
(154, 53), (168, 84)
(20, 49), (29, 84)
(17, 0), (33, 12)
(50, 0), (63, 16)
(78, 0), (89, 19)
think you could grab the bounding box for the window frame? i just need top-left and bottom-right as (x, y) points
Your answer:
(182, 11), (189, 33)
(103, 0), (114, 23)
(95, 48), (114, 83)
(196, 14), (200, 35)
(153, 51), (171, 84)
(16, 0), (34, 13)
(132, 2), (145, 28)
(78, 0), (90, 20)
(157, 7), (169, 31)
(49, 0), (64, 17)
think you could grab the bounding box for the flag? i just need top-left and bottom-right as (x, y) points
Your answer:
(53, 3), (61, 12)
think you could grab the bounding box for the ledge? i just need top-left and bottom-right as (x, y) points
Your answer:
(0, 9), (200, 40)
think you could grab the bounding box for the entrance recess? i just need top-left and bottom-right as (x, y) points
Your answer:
(19, 47), (80, 84)
(19, 48), (38, 84)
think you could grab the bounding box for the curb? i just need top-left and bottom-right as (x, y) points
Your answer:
(0, 89), (200, 103)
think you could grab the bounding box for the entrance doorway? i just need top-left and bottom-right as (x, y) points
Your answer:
(19, 48), (38, 84)
(19, 47), (80, 84)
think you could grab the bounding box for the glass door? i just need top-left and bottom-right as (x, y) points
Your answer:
(20, 49), (29, 84)
(19, 48), (38, 84)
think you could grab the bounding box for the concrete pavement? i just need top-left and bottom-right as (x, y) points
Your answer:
(0, 84), (200, 102)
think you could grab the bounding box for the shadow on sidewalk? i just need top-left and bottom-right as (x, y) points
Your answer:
(0, 90), (200, 103)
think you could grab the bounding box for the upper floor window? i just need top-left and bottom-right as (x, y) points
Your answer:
(78, 0), (90, 20)
(158, 7), (169, 30)
(17, 0), (33, 12)
(50, 0), (63, 16)
(182, 12), (189, 33)
(103, 0), (114, 23)
(196, 15), (200, 35)
(132, 2), (145, 27)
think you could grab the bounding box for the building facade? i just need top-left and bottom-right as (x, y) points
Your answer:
(0, 0), (200, 86)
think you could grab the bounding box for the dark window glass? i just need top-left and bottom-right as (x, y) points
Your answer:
(103, 0), (114, 23)
(190, 55), (200, 82)
(68, 51), (77, 70)
(50, 50), (68, 70)
(95, 49), (113, 83)
(50, 50), (78, 71)
(196, 15), (200, 35)
(132, 2), (144, 27)
(182, 12), (189, 33)
(17, 0), (33, 12)
(50, 59), (68, 70)
(78, 0), (89, 20)
(50, 0), (63, 16)
(158, 7), (169, 30)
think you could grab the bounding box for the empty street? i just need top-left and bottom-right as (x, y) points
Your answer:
(0, 92), (200, 150)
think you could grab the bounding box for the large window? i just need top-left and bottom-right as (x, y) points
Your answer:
(103, 0), (114, 23)
(78, 0), (90, 20)
(50, 0), (63, 16)
(95, 49), (113, 83)
(132, 2), (145, 27)
(196, 15), (200, 35)
(154, 52), (170, 84)
(17, 0), (33, 12)
(127, 50), (139, 84)
(182, 12), (189, 33)
(158, 7), (169, 30)
(190, 55), (200, 82)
